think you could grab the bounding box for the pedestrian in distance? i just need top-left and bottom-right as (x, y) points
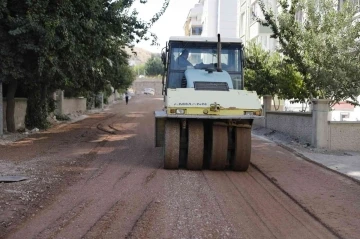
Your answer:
(125, 90), (129, 105)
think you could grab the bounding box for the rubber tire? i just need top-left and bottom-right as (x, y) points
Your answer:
(209, 125), (228, 170)
(187, 121), (204, 170)
(164, 120), (180, 169)
(232, 127), (251, 171)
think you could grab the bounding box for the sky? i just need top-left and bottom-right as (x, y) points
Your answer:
(131, 0), (198, 53)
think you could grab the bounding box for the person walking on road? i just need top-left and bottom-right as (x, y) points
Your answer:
(125, 90), (129, 105)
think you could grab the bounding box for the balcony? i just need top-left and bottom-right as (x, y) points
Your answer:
(249, 22), (272, 39)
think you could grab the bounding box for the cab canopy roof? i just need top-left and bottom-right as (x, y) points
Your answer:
(169, 36), (243, 44)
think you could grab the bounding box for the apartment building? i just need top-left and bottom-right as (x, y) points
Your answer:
(183, 0), (277, 49)
(184, 0), (238, 38)
(184, 1), (204, 36)
(238, 0), (360, 51)
(238, 0), (278, 51)
(185, 0), (359, 47)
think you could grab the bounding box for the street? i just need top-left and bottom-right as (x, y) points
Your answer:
(1, 95), (359, 239)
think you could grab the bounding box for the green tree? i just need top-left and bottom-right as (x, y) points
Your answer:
(0, 0), (169, 130)
(145, 55), (163, 76)
(245, 41), (306, 109)
(133, 64), (146, 76)
(258, 0), (360, 106)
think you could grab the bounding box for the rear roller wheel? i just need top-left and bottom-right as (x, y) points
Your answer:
(209, 125), (228, 170)
(164, 120), (180, 169)
(232, 127), (251, 171)
(187, 121), (204, 170)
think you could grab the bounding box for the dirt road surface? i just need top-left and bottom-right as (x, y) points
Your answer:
(1, 95), (360, 239)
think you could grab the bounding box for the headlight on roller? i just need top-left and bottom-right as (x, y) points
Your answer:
(176, 109), (185, 114)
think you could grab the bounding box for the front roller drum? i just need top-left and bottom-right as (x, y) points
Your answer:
(187, 121), (204, 170)
(232, 127), (251, 171)
(209, 125), (228, 170)
(164, 120), (180, 169)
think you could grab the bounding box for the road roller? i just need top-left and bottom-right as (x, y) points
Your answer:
(155, 34), (263, 171)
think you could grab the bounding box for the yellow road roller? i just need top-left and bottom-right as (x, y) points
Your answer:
(155, 34), (263, 171)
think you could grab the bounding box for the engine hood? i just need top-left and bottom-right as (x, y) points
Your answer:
(184, 69), (234, 89)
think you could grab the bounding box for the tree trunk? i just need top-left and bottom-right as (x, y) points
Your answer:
(6, 79), (17, 132)
(41, 84), (48, 114)
(272, 96), (280, 111)
(0, 81), (3, 136)
(25, 84), (49, 130)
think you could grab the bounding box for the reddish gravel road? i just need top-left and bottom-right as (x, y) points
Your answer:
(1, 95), (360, 239)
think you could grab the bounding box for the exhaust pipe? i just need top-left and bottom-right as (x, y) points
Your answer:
(217, 34), (222, 72)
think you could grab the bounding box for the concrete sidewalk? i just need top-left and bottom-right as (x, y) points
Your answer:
(252, 127), (360, 183)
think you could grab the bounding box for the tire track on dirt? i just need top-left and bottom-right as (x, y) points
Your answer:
(125, 200), (154, 239)
(201, 171), (236, 234)
(111, 147), (162, 190)
(249, 162), (344, 239)
(245, 167), (328, 238)
(1, 113), (119, 239)
(82, 115), (133, 184)
(35, 200), (92, 239)
(111, 145), (162, 189)
(80, 170), (163, 238)
(80, 199), (125, 239)
(224, 171), (280, 239)
(144, 164), (162, 185)
(51, 100), (163, 238)
(4, 98), (165, 239)
(109, 108), (162, 189)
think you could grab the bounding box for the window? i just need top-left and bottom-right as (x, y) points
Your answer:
(170, 45), (241, 71)
(191, 27), (202, 35)
(251, 3), (257, 24)
(167, 42), (244, 89)
(256, 35), (270, 50)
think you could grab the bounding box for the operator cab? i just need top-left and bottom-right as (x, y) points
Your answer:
(161, 36), (245, 94)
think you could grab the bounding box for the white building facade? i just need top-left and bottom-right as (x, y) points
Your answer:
(238, 0), (360, 51)
(184, 1), (204, 36)
(184, 0), (278, 49)
(237, 0), (278, 51)
(184, 0), (238, 38)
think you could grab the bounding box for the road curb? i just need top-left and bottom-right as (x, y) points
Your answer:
(277, 143), (360, 185)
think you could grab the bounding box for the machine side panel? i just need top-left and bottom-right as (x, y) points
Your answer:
(166, 88), (262, 109)
(155, 116), (166, 147)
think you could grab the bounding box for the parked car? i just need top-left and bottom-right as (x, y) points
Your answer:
(143, 88), (155, 95)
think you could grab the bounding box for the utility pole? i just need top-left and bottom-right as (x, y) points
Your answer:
(0, 79), (3, 137)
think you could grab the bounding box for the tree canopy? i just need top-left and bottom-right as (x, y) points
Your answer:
(145, 55), (163, 76)
(133, 64), (146, 76)
(0, 0), (169, 130)
(257, 0), (360, 106)
(245, 41), (307, 106)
